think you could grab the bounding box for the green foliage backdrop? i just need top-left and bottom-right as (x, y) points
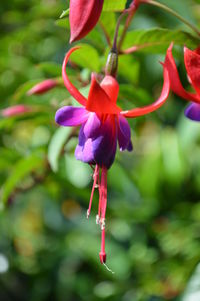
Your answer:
(1, 0), (200, 300)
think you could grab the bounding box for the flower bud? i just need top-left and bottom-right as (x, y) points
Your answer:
(69, 0), (104, 43)
(1, 105), (30, 117)
(27, 79), (58, 96)
(105, 50), (118, 77)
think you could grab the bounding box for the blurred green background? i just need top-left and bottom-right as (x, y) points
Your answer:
(1, 0), (200, 300)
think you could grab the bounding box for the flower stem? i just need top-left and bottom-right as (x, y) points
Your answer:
(141, 0), (200, 36)
(99, 21), (112, 47)
(117, 5), (137, 51)
(112, 9), (129, 52)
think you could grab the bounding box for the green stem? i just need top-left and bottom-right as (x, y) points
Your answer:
(141, 0), (200, 36)
(117, 6), (137, 51)
(112, 10), (129, 51)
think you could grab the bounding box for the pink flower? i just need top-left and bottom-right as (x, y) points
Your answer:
(27, 79), (58, 96)
(55, 47), (170, 264)
(1, 105), (30, 117)
(164, 43), (200, 121)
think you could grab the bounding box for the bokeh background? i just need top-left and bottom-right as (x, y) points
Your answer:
(1, 0), (200, 300)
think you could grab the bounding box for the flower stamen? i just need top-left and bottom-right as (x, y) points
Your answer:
(99, 166), (108, 264)
(87, 165), (99, 219)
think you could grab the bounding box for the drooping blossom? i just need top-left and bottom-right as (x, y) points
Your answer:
(1, 105), (30, 117)
(164, 43), (200, 121)
(27, 79), (58, 96)
(69, 0), (104, 43)
(55, 47), (170, 264)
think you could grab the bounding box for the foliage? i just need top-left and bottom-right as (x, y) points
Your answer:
(1, 0), (200, 300)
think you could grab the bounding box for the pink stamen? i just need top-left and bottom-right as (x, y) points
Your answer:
(87, 164), (108, 264)
(97, 168), (102, 220)
(87, 165), (99, 218)
(100, 166), (107, 220)
(99, 166), (108, 264)
(99, 228), (106, 264)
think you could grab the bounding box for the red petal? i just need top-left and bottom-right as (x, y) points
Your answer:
(86, 74), (121, 114)
(69, 0), (104, 43)
(62, 47), (87, 106)
(184, 47), (200, 95)
(121, 66), (170, 118)
(164, 43), (200, 103)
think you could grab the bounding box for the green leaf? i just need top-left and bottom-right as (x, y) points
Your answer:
(13, 79), (42, 102)
(160, 128), (186, 184)
(70, 44), (101, 72)
(103, 0), (127, 11)
(37, 62), (61, 77)
(122, 28), (200, 53)
(64, 154), (91, 188)
(48, 127), (72, 172)
(118, 54), (140, 84)
(118, 84), (151, 108)
(1, 152), (45, 205)
(100, 12), (116, 39)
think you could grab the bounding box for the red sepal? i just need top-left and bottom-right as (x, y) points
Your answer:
(164, 43), (200, 103)
(121, 67), (170, 118)
(86, 74), (121, 114)
(184, 47), (200, 96)
(62, 47), (87, 106)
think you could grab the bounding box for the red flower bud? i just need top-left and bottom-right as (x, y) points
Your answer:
(27, 79), (58, 96)
(69, 0), (104, 43)
(1, 105), (30, 117)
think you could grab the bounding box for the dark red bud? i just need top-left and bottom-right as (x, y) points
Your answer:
(69, 0), (104, 43)
(27, 79), (58, 96)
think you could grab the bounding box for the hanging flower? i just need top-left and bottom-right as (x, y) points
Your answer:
(55, 47), (170, 264)
(69, 0), (104, 43)
(164, 43), (200, 121)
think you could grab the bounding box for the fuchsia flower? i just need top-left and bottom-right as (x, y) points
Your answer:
(69, 0), (104, 43)
(164, 44), (200, 121)
(27, 79), (58, 96)
(1, 105), (30, 117)
(55, 47), (170, 264)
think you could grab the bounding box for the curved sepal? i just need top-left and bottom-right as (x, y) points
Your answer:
(62, 47), (87, 106)
(184, 47), (200, 96)
(163, 43), (200, 103)
(121, 67), (170, 118)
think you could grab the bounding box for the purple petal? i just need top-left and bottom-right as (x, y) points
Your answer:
(117, 115), (132, 151)
(83, 112), (101, 138)
(184, 103), (200, 121)
(55, 106), (89, 126)
(75, 139), (95, 163)
(92, 116), (117, 169)
(127, 141), (133, 152)
(92, 135), (117, 169)
(75, 126), (95, 164)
